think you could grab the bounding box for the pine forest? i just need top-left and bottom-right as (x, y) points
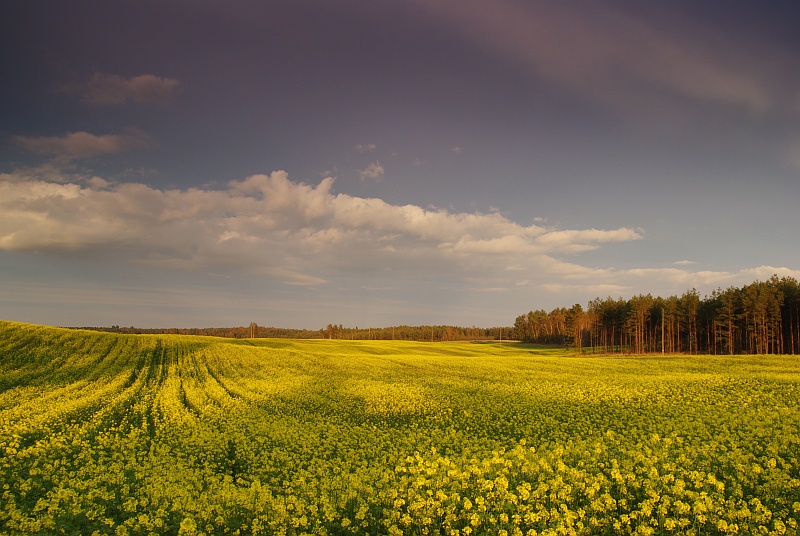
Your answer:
(514, 276), (800, 355)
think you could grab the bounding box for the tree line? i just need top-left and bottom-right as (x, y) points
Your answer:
(321, 324), (513, 341)
(76, 323), (514, 342)
(514, 275), (800, 355)
(74, 324), (323, 339)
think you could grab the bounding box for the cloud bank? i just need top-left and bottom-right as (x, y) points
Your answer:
(2, 170), (795, 299)
(0, 170), (634, 284)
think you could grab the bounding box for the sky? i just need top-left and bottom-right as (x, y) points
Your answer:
(2, 1), (800, 329)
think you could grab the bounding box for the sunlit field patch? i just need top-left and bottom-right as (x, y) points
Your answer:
(1, 321), (799, 535)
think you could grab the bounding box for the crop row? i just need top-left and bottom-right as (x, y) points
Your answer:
(1, 321), (799, 534)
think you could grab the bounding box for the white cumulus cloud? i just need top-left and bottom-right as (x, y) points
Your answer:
(3, 169), (795, 299)
(0, 170), (643, 288)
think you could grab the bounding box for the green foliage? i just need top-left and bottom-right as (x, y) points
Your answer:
(1, 321), (800, 535)
(517, 276), (800, 355)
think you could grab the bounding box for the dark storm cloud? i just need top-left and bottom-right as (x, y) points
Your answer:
(2, 0), (799, 328)
(411, 0), (800, 116)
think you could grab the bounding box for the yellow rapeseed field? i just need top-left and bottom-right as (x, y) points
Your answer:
(1, 321), (799, 535)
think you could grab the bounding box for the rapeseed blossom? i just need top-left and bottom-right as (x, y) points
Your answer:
(1, 321), (800, 534)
